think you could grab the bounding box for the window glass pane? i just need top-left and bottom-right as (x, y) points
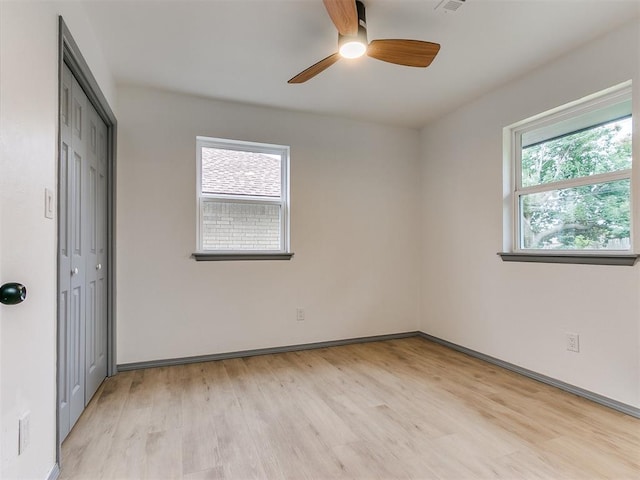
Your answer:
(520, 179), (630, 250)
(202, 147), (281, 197)
(521, 116), (631, 188)
(202, 201), (281, 251)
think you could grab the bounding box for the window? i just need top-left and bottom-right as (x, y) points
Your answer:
(195, 137), (291, 258)
(504, 83), (633, 262)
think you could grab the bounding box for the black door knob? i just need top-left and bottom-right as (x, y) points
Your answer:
(0, 283), (27, 305)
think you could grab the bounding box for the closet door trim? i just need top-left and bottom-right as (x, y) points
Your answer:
(57, 15), (118, 466)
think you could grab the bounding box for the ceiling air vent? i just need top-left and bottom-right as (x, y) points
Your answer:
(435, 0), (466, 13)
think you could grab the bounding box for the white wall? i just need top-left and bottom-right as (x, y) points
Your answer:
(0, 2), (115, 478)
(420, 19), (640, 408)
(116, 86), (422, 365)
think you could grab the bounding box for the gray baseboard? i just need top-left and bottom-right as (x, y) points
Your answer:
(47, 463), (60, 480)
(117, 331), (419, 371)
(117, 329), (639, 419)
(417, 332), (640, 419)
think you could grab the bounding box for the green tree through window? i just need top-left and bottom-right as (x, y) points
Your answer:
(520, 117), (631, 250)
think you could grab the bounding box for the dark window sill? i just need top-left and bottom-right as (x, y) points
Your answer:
(192, 252), (294, 262)
(498, 252), (639, 266)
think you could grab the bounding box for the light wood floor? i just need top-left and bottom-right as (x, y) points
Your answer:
(60, 337), (640, 480)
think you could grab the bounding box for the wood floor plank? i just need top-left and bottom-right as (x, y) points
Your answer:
(60, 371), (134, 479)
(242, 354), (362, 479)
(221, 358), (286, 480)
(180, 418), (221, 476)
(145, 429), (183, 480)
(60, 338), (640, 480)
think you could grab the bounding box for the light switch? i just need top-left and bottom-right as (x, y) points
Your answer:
(45, 188), (54, 219)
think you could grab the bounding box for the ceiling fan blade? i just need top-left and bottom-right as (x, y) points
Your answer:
(323, 0), (358, 36)
(367, 39), (441, 68)
(288, 53), (341, 84)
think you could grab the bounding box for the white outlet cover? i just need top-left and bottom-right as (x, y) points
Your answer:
(566, 333), (580, 352)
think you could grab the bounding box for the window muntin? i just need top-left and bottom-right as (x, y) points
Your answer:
(196, 137), (289, 253)
(510, 84), (632, 253)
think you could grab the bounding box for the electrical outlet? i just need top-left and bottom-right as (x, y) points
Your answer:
(296, 308), (305, 322)
(18, 412), (30, 455)
(566, 333), (580, 353)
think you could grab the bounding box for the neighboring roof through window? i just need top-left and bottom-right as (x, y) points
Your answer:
(201, 147), (281, 197)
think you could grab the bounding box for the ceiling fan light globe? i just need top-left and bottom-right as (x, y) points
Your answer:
(339, 41), (367, 59)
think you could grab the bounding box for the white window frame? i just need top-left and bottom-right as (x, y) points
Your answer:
(504, 81), (633, 257)
(196, 136), (290, 255)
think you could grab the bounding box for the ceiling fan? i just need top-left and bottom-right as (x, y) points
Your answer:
(288, 0), (441, 84)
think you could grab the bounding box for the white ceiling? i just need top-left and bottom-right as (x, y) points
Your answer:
(82, 0), (640, 128)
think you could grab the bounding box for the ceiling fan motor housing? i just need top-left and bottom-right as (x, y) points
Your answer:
(338, 0), (368, 50)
